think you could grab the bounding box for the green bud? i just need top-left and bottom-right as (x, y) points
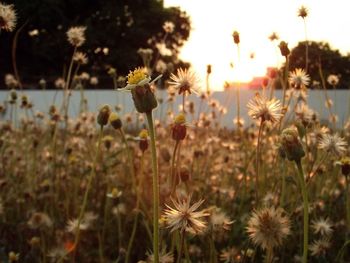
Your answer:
(279, 126), (305, 162)
(131, 84), (158, 113)
(97, 104), (111, 127)
(109, 112), (122, 130)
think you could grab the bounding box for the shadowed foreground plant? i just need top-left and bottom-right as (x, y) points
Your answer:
(119, 67), (162, 262)
(279, 126), (308, 263)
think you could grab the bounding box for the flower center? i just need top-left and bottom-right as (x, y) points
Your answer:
(127, 68), (147, 85)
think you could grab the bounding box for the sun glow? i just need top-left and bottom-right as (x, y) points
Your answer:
(164, 0), (350, 91)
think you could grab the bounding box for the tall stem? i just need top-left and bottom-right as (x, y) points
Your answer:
(346, 176), (350, 239)
(146, 111), (159, 263)
(303, 19), (309, 72)
(255, 120), (264, 203)
(170, 140), (180, 195)
(119, 128), (136, 191)
(63, 47), (77, 129)
(236, 44), (241, 130)
(125, 154), (144, 263)
(296, 160), (309, 263)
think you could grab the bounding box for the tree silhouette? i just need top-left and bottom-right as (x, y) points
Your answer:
(0, 0), (191, 88)
(289, 41), (350, 89)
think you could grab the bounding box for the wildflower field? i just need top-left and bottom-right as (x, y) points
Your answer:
(0, 2), (350, 263)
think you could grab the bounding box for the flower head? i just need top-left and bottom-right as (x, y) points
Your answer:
(163, 195), (209, 234)
(318, 133), (348, 156)
(336, 156), (350, 176)
(309, 238), (331, 257)
(289, 68), (310, 89)
(0, 3), (16, 32)
(327, 74), (339, 86)
(311, 217), (333, 237)
(163, 21), (175, 33)
(268, 32), (279, 42)
(246, 207), (290, 250)
(66, 26), (86, 47)
(298, 5), (308, 19)
(169, 68), (199, 95)
(247, 93), (282, 124)
(146, 247), (174, 263)
(232, 31), (240, 44)
(27, 212), (53, 229)
(279, 126), (305, 162)
(73, 51), (88, 65)
(279, 41), (290, 57)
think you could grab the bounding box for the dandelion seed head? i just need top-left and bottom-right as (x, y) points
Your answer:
(246, 207), (290, 250)
(318, 133), (348, 156)
(163, 195), (209, 234)
(311, 217), (333, 237)
(169, 68), (199, 95)
(66, 26), (86, 47)
(289, 68), (310, 89)
(0, 3), (16, 32)
(247, 93), (282, 124)
(298, 5), (308, 18)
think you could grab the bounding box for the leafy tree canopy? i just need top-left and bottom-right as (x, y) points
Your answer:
(0, 0), (191, 88)
(289, 41), (350, 89)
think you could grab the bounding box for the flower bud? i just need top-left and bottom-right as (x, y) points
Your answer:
(172, 113), (187, 141)
(109, 112), (122, 130)
(10, 89), (17, 101)
(279, 126), (305, 162)
(279, 41), (290, 57)
(338, 157), (350, 177)
(138, 129), (149, 152)
(131, 84), (158, 113)
(232, 31), (240, 44)
(103, 135), (113, 150)
(97, 104), (111, 127)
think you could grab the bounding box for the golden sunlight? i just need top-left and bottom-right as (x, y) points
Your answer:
(164, 0), (350, 91)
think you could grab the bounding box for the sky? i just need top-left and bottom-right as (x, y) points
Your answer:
(164, 0), (350, 91)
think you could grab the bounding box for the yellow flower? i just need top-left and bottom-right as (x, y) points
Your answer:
(127, 67), (148, 85)
(174, 113), (186, 125)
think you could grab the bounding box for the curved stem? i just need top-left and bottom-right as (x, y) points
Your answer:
(296, 160), (309, 263)
(146, 111), (159, 263)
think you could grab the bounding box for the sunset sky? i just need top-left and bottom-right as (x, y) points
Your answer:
(164, 0), (350, 90)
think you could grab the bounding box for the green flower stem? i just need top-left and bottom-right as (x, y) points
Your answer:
(146, 111), (160, 263)
(303, 18), (309, 72)
(280, 161), (286, 208)
(170, 140), (180, 195)
(318, 61), (336, 129)
(125, 153), (144, 263)
(279, 56), (289, 131)
(63, 46), (77, 131)
(119, 128), (136, 191)
(346, 176), (350, 238)
(295, 160), (309, 263)
(255, 119), (264, 203)
(236, 44), (241, 131)
(176, 230), (184, 263)
(265, 247), (274, 263)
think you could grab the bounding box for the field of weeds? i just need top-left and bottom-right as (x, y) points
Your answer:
(0, 2), (350, 263)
